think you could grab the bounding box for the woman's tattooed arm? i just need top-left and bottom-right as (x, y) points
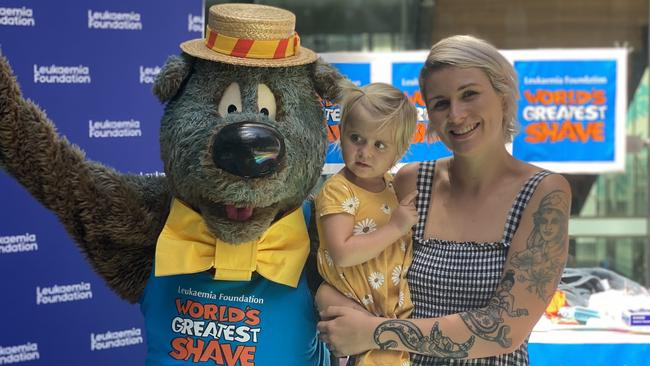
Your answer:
(371, 183), (571, 358)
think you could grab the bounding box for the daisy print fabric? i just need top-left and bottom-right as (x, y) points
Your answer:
(315, 172), (415, 366)
(341, 196), (360, 214)
(353, 218), (377, 235)
(315, 172), (414, 319)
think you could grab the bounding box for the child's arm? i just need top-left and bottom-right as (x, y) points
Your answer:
(315, 282), (367, 313)
(320, 190), (418, 267)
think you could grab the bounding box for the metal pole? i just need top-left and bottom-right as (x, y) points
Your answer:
(400, 0), (408, 50)
(646, 0), (650, 288)
(644, 153), (650, 288)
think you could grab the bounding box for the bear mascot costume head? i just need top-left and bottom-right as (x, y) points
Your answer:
(0, 3), (343, 365)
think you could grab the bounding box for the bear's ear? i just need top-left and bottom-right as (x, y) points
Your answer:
(310, 57), (345, 104)
(153, 54), (194, 103)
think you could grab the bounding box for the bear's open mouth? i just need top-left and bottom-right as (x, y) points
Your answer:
(203, 201), (276, 225)
(224, 205), (254, 221)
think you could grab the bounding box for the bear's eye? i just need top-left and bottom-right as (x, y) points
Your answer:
(257, 83), (276, 120)
(218, 82), (242, 116)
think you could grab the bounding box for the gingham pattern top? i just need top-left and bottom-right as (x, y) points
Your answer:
(408, 160), (551, 366)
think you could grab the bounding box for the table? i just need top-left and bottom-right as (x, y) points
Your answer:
(529, 327), (650, 366)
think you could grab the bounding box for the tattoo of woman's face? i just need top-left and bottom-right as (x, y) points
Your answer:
(539, 209), (562, 242)
(511, 189), (569, 301)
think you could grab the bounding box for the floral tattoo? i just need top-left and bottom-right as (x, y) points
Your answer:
(373, 320), (475, 358)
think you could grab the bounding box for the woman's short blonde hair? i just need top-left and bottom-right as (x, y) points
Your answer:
(338, 80), (417, 162)
(419, 35), (519, 143)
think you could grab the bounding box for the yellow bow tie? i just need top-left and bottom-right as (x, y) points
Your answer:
(154, 199), (309, 288)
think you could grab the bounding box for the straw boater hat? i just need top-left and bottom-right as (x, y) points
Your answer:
(181, 3), (317, 67)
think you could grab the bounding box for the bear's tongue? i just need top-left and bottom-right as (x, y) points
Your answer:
(225, 205), (254, 221)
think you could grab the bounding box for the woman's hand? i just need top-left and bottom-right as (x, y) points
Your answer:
(317, 306), (383, 357)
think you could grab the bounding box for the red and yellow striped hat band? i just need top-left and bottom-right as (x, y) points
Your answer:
(204, 27), (301, 60)
(180, 3), (317, 67)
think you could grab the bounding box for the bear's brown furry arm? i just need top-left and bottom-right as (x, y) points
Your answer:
(0, 55), (171, 303)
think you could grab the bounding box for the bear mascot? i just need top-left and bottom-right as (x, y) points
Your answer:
(0, 3), (343, 365)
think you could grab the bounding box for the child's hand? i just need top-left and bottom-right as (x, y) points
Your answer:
(389, 190), (418, 233)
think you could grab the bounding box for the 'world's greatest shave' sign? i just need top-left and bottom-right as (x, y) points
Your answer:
(320, 48), (627, 174)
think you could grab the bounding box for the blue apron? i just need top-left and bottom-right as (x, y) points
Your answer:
(140, 268), (329, 366)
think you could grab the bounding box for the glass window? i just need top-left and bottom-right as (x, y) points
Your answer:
(206, 0), (650, 286)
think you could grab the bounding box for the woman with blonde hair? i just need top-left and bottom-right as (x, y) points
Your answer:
(317, 35), (571, 366)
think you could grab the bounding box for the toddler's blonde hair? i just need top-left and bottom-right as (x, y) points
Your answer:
(338, 80), (417, 162)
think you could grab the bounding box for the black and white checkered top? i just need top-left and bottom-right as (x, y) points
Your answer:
(407, 160), (551, 366)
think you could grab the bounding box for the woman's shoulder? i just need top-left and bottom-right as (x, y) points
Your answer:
(536, 171), (571, 198)
(516, 162), (571, 202)
(394, 159), (442, 200)
(394, 162), (423, 197)
(517, 161), (569, 187)
(394, 159), (442, 179)
(395, 162), (420, 180)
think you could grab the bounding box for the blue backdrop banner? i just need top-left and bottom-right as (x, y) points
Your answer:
(0, 1), (202, 364)
(320, 49), (628, 174)
(323, 62), (371, 166)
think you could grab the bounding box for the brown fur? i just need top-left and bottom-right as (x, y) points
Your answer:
(0, 54), (343, 302)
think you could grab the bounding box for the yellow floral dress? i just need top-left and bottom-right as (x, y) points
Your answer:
(316, 172), (413, 366)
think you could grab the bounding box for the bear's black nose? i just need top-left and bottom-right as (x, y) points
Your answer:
(212, 122), (285, 178)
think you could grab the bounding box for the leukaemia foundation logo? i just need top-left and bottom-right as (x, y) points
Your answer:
(0, 342), (40, 364)
(168, 287), (264, 364)
(0, 233), (38, 254)
(36, 281), (93, 305)
(139, 65), (161, 84)
(33, 64), (91, 84)
(89, 119), (142, 139)
(88, 10), (142, 30)
(188, 13), (203, 33)
(0, 7), (35, 27)
(90, 328), (144, 351)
